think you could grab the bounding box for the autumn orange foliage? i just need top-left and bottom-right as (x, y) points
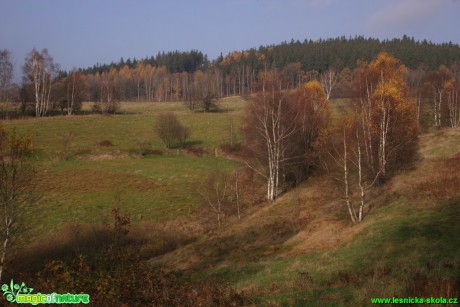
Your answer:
(353, 52), (419, 180)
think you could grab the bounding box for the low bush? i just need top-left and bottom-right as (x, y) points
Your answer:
(155, 112), (190, 148)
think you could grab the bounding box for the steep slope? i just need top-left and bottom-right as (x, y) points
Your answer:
(149, 128), (460, 305)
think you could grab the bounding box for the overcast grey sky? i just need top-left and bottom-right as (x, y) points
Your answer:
(1, 0), (459, 78)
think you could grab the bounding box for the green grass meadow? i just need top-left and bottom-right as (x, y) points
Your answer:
(4, 98), (245, 238)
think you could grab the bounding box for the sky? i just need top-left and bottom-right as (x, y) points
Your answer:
(1, 0), (459, 79)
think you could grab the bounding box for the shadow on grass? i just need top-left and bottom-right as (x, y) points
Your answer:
(192, 108), (224, 114)
(9, 220), (197, 278)
(303, 198), (460, 305)
(170, 140), (203, 149)
(394, 198), (460, 260)
(188, 219), (300, 271)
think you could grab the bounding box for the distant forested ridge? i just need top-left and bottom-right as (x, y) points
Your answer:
(79, 36), (460, 75)
(80, 50), (208, 75)
(246, 35), (460, 71)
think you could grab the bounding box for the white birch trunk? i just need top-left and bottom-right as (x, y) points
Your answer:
(343, 129), (357, 224)
(447, 87), (459, 127)
(357, 129), (365, 222)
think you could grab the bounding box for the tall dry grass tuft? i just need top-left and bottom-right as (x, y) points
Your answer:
(407, 273), (460, 298)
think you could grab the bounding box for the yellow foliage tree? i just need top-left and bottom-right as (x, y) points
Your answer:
(353, 52), (418, 181)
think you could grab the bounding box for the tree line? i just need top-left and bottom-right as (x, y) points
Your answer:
(80, 50), (208, 75)
(0, 36), (459, 120)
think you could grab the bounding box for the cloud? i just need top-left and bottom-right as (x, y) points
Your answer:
(369, 0), (445, 29)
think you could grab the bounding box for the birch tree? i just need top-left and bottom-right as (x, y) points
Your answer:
(320, 69), (339, 100)
(424, 66), (452, 128)
(134, 61), (146, 102)
(343, 123), (379, 223)
(405, 67), (426, 128)
(289, 80), (330, 183)
(22, 49), (59, 117)
(318, 116), (380, 223)
(232, 170), (241, 220)
(353, 53), (418, 181)
(443, 78), (459, 128)
(245, 72), (298, 201)
(117, 64), (133, 101)
(154, 66), (167, 102)
(143, 64), (155, 102)
(245, 72), (330, 201)
(66, 70), (86, 115)
(98, 69), (118, 114)
(199, 170), (230, 231)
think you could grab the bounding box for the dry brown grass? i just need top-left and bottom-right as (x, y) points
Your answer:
(407, 273), (460, 298)
(387, 127), (460, 203)
(415, 152), (460, 198)
(84, 153), (129, 160)
(279, 174), (371, 255)
(148, 171), (362, 270)
(419, 127), (460, 159)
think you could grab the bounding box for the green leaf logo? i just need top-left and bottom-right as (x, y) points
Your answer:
(2, 280), (33, 303)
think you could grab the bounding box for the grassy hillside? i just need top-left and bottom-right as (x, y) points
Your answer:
(148, 127), (460, 305)
(2, 98), (459, 305)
